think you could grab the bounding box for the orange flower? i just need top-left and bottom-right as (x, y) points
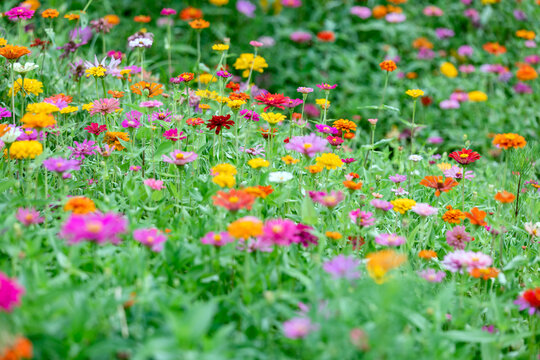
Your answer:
(325, 231), (342, 240)
(178, 72), (195, 82)
(103, 131), (130, 151)
(104, 14), (120, 25)
(372, 5), (388, 18)
(180, 7), (203, 21)
(343, 132), (355, 140)
(379, 60), (397, 72)
(64, 13), (80, 21)
(494, 191), (515, 203)
(464, 207), (487, 226)
(244, 185), (274, 199)
(229, 92), (250, 101)
(107, 90), (125, 98)
(189, 19), (210, 29)
(492, 133), (527, 149)
(64, 197), (96, 214)
(483, 42), (506, 55)
(418, 250), (437, 259)
(419, 176), (459, 197)
(0, 45), (31, 60)
(306, 164), (324, 174)
(470, 267), (499, 280)
(21, 113), (56, 129)
(515, 29), (535, 40)
(516, 64), (538, 81)
(412, 37), (433, 49)
(366, 250), (406, 284)
(343, 180), (363, 191)
(317, 31), (336, 42)
(41, 9), (59, 18)
(134, 15), (151, 23)
(0, 124), (9, 138)
(333, 119), (356, 133)
(442, 205), (465, 224)
(213, 189), (255, 211)
(130, 81), (163, 98)
(1, 336), (33, 360)
(406, 72), (418, 79)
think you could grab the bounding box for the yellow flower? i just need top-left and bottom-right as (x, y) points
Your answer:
(436, 162), (452, 171)
(120, 69), (132, 77)
(366, 250), (406, 284)
(440, 62), (458, 78)
(60, 106), (79, 114)
(26, 102), (59, 114)
(390, 198), (416, 214)
(233, 53), (269, 77)
(248, 158), (270, 169)
(261, 112), (286, 124)
(468, 91), (488, 102)
(197, 73), (217, 84)
(405, 89), (424, 98)
(315, 153), (343, 170)
(282, 155), (299, 165)
(196, 89), (219, 99)
(21, 113), (56, 129)
(212, 174), (236, 188)
(315, 98), (330, 109)
(199, 104), (210, 110)
(9, 78), (43, 97)
(85, 66), (107, 78)
(306, 164), (324, 174)
(211, 163), (237, 176)
(228, 217), (263, 239)
(214, 96), (229, 104)
(210, 0), (229, 5)
(82, 103), (94, 112)
(212, 44), (229, 51)
(7, 140), (43, 159)
(0, 38), (7, 47)
(227, 99), (246, 110)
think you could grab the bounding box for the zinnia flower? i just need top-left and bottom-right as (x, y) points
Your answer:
(206, 115), (234, 135)
(448, 149), (481, 165)
(0, 272), (25, 312)
(419, 176), (459, 197)
(323, 255), (361, 279)
(15, 207), (44, 226)
(59, 212), (128, 245)
(133, 228), (167, 252)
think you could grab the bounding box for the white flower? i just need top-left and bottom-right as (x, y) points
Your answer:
(269, 171), (293, 183)
(0, 127), (22, 143)
(129, 38), (153, 48)
(408, 155), (423, 162)
(12, 62), (39, 74)
(524, 222), (540, 237)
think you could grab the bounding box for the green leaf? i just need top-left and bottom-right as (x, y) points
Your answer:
(301, 194), (317, 225)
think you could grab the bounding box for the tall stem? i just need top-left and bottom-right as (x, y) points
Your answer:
(322, 91), (329, 124)
(410, 99), (417, 155)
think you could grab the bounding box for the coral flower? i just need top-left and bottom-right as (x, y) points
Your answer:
(470, 267), (499, 280)
(483, 42), (506, 55)
(464, 207), (487, 226)
(213, 189), (255, 211)
(418, 250), (437, 259)
(64, 197), (96, 214)
(494, 191), (515, 203)
(254, 92), (290, 111)
(206, 115), (234, 134)
(419, 176), (459, 196)
(448, 148), (481, 165)
(0, 336), (33, 359)
(317, 31), (336, 42)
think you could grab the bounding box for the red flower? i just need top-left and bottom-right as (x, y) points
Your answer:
(317, 31), (336, 42)
(226, 81), (240, 92)
(419, 176), (459, 197)
(212, 189), (255, 211)
(448, 148), (481, 165)
(523, 288), (540, 309)
(206, 115), (234, 135)
(254, 92), (290, 111)
(85, 123), (107, 136)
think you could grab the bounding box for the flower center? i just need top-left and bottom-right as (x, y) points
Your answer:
(147, 236), (154, 243)
(86, 221), (102, 233)
(175, 153), (185, 159)
(229, 196), (239, 203)
(303, 143), (312, 149)
(324, 196), (336, 203)
(459, 153), (469, 158)
(213, 234), (222, 242)
(272, 225), (283, 233)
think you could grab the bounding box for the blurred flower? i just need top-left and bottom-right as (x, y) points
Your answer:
(375, 233), (405, 246)
(366, 250), (406, 284)
(59, 212), (128, 245)
(16, 207), (44, 226)
(446, 226), (472, 250)
(134, 228), (167, 252)
(323, 255), (361, 279)
(201, 231), (234, 247)
(0, 272), (24, 312)
(418, 269), (446, 282)
(411, 203), (438, 216)
(269, 171), (293, 183)
(144, 178), (165, 191)
(283, 317), (315, 339)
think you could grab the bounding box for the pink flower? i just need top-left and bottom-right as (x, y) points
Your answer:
(349, 209), (375, 227)
(0, 272), (24, 312)
(15, 207), (44, 226)
(59, 212), (128, 245)
(371, 199), (393, 211)
(139, 100), (163, 108)
(367, 118), (378, 125)
(249, 40), (263, 47)
(260, 219), (299, 246)
(323, 255), (361, 279)
(308, 190), (344, 208)
(375, 233), (406, 246)
(5, 6), (35, 21)
(161, 8), (177, 16)
(316, 83), (338, 90)
(163, 128), (187, 142)
(201, 231), (234, 247)
(283, 317), (314, 339)
(89, 98), (120, 116)
(144, 178), (165, 190)
(285, 134), (328, 157)
(418, 269), (446, 283)
(446, 226), (472, 250)
(133, 228), (167, 252)
(442, 250), (492, 273)
(162, 150), (198, 166)
(411, 203), (438, 217)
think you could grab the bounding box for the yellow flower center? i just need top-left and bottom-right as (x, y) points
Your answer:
(213, 234), (222, 242)
(147, 236), (154, 243)
(303, 143), (312, 149)
(86, 222), (102, 233)
(459, 154), (469, 158)
(272, 225), (283, 233)
(229, 196), (239, 203)
(175, 153), (185, 159)
(324, 196), (336, 203)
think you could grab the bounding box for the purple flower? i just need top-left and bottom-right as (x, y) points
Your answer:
(5, 6), (34, 21)
(297, 87), (314, 94)
(139, 100), (163, 108)
(0, 272), (24, 312)
(446, 226), (472, 250)
(315, 124), (339, 135)
(239, 109), (260, 121)
(290, 31), (312, 43)
(417, 48), (435, 60)
(375, 233), (405, 247)
(239, 144), (265, 156)
(514, 83), (533, 94)
(17, 128), (45, 142)
(482, 325), (498, 333)
(513, 10), (527, 21)
(370, 199), (393, 211)
(68, 139), (98, 160)
(236, 0), (256, 18)
(411, 203), (438, 217)
(349, 210), (375, 227)
(201, 231), (234, 247)
(43, 157), (80, 175)
(59, 212), (128, 245)
(162, 150), (198, 166)
(524, 55), (540, 65)
(350, 6), (371, 19)
(428, 137), (444, 144)
(323, 255), (361, 279)
(386, 13), (406, 23)
(444, 166), (475, 180)
(309, 190), (344, 208)
(450, 92), (469, 102)
(457, 45), (474, 57)
(389, 174), (406, 183)
(435, 28), (455, 39)
(133, 228), (167, 252)
(70, 27), (93, 45)
(15, 207), (44, 226)
(285, 98), (303, 108)
(260, 219), (299, 246)
(439, 100), (460, 109)
(122, 118), (141, 129)
(285, 134), (328, 157)
(283, 317), (314, 339)
(391, 187), (409, 196)
(418, 269), (446, 283)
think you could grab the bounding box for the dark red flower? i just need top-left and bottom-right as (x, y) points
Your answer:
(254, 92), (290, 111)
(206, 115), (234, 135)
(85, 122), (107, 136)
(421, 96), (433, 106)
(283, 137), (290, 144)
(30, 38), (50, 51)
(449, 148), (481, 165)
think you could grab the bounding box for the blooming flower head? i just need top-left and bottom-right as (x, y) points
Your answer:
(323, 255), (361, 279)
(133, 228), (167, 252)
(405, 89), (424, 98)
(446, 226), (472, 250)
(64, 197), (96, 214)
(286, 134), (328, 157)
(162, 129), (187, 142)
(349, 209), (375, 227)
(315, 153), (343, 170)
(89, 98), (120, 116)
(449, 149), (481, 165)
(59, 212), (128, 245)
(283, 317), (315, 339)
(162, 150), (198, 166)
(85, 123), (107, 136)
(420, 176), (459, 197)
(233, 53), (268, 77)
(0, 272), (24, 312)
(207, 115), (234, 135)
(494, 191), (515, 203)
(464, 207), (487, 226)
(418, 269), (446, 283)
(144, 178), (165, 191)
(442, 206), (466, 224)
(261, 112), (286, 124)
(227, 216), (263, 239)
(15, 207), (44, 226)
(248, 158), (270, 169)
(443, 166), (475, 180)
(514, 288), (540, 315)
(213, 189), (255, 211)
(316, 83), (337, 90)
(379, 60), (397, 72)
(68, 139), (98, 160)
(371, 199), (393, 211)
(391, 199), (416, 214)
(366, 250), (406, 284)
(309, 190), (344, 208)
(375, 233), (406, 247)
(411, 203), (438, 217)
(254, 92), (290, 111)
(389, 174), (407, 183)
(492, 133), (527, 150)
(269, 171), (293, 183)
(260, 218), (299, 246)
(442, 250), (492, 273)
(297, 87), (314, 94)
(201, 231), (234, 247)
(6, 6), (35, 21)
(43, 157), (80, 175)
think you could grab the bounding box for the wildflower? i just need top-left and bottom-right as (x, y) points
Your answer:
(133, 228), (167, 252)
(370, 199), (393, 211)
(366, 250), (406, 284)
(524, 222), (540, 238)
(255, 93), (290, 111)
(442, 250), (492, 273)
(0, 272), (25, 312)
(333, 119), (356, 133)
(269, 171), (293, 183)
(418, 269), (446, 283)
(130, 81), (164, 98)
(9, 78), (43, 97)
(140, 100), (163, 108)
(43, 157), (80, 175)
(201, 231), (234, 247)
(7, 140), (43, 159)
(85, 66), (107, 78)
(349, 210), (375, 227)
(15, 207), (44, 226)
(227, 216), (263, 239)
(281, 155), (299, 165)
(283, 317), (315, 339)
(315, 98), (330, 109)
(89, 98), (120, 117)
(323, 255), (361, 279)
(470, 267), (499, 280)
(405, 89), (424, 98)
(443, 166), (475, 180)
(514, 288), (540, 315)
(391, 187), (409, 196)
(446, 226), (472, 250)
(59, 212), (128, 245)
(391, 198), (416, 214)
(315, 153), (343, 170)
(315, 124), (338, 135)
(286, 134), (328, 157)
(440, 62), (458, 78)
(448, 149), (481, 165)
(0, 126), (21, 143)
(389, 174), (406, 183)
(85, 123), (107, 136)
(408, 155), (423, 162)
(213, 189), (255, 211)
(306, 164), (324, 174)
(326, 231), (342, 240)
(492, 133), (527, 149)
(103, 132), (130, 151)
(162, 150), (197, 166)
(233, 53), (268, 77)
(317, 31), (335, 42)
(189, 18), (210, 29)
(442, 206), (466, 224)
(420, 176), (459, 197)
(211, 163), (237, 176)
(245, 185), (274, 199)
(212, 174), (236, 188)
(375, 233), (406, 247)
(411, 203), (438, 216)
(380, 60), (397, 72)
(162, 129), (187, 142)
(494, 191), (515, 203)
(316, 83), (338, 90)
(418, 250), (437, 259)
(63, 197), (96, 214)
(468, 91), (488, 102)
(0, 336), (33, 359)
(516, 64), (538, 81)
(212, 44), (229, 51)
(0, 45), (31, 60)
(483, 42), (506, 55)
(207, 115), (234, 135)
(464, 207), (487, 226)
(248, 158), (270, 169)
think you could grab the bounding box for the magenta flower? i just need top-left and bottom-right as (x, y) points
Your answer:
(260, 219), (299, 246)
(315, 124), (338, 135)
(200, 231), (234, 247)
(283, 317), (314, 339)
(43, 157), (81, 175)
(89, 98), (120, 116)
(389, 174), (406, 183)
(97, 144), (116, 157)
(162, 128), (186, 142)
(375, 233), (406, 246)
(316, 83), (337, 90)
(418, 269), (446, 283)
(323, 255), (361, 279)
(162, 150), (198, 166)
(342, 158), (356, 164)
(308, 190), (344, 208)
(370, 199), (393, 211)
(130, 166), (141, 171)
(0, 107), (12, 119)
(326, 136), (344, 147)
(152, 109), (172, 122)
(144, 178), (165, 190)
(0, 272), (24, 312)
(133, 228), (167, 252)
(68, 139), (98, 160)
(161, 8), (177, 16)
(445, 226), (472, 250)
(5, 6), (35, 21)
(285, 134), (328, 157)
(411, 203), (438, 217)
(349, 210), (375, 227)
(297, 87), (314, 94)
(217, 70), (233, 78)
(59, 212), (128, 245)
(15, 207), (44, 226)
(239, 109), (260, 121)
(237, 1), (256, 18)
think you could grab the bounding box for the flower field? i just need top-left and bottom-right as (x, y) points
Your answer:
(1, 0), (539, 359)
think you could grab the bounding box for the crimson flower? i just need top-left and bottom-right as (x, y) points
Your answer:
(448, 148), (481, 165)
(254, 92), (290, 111)
(206, 115), (235, 135)
(84, 123), (107, 136)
